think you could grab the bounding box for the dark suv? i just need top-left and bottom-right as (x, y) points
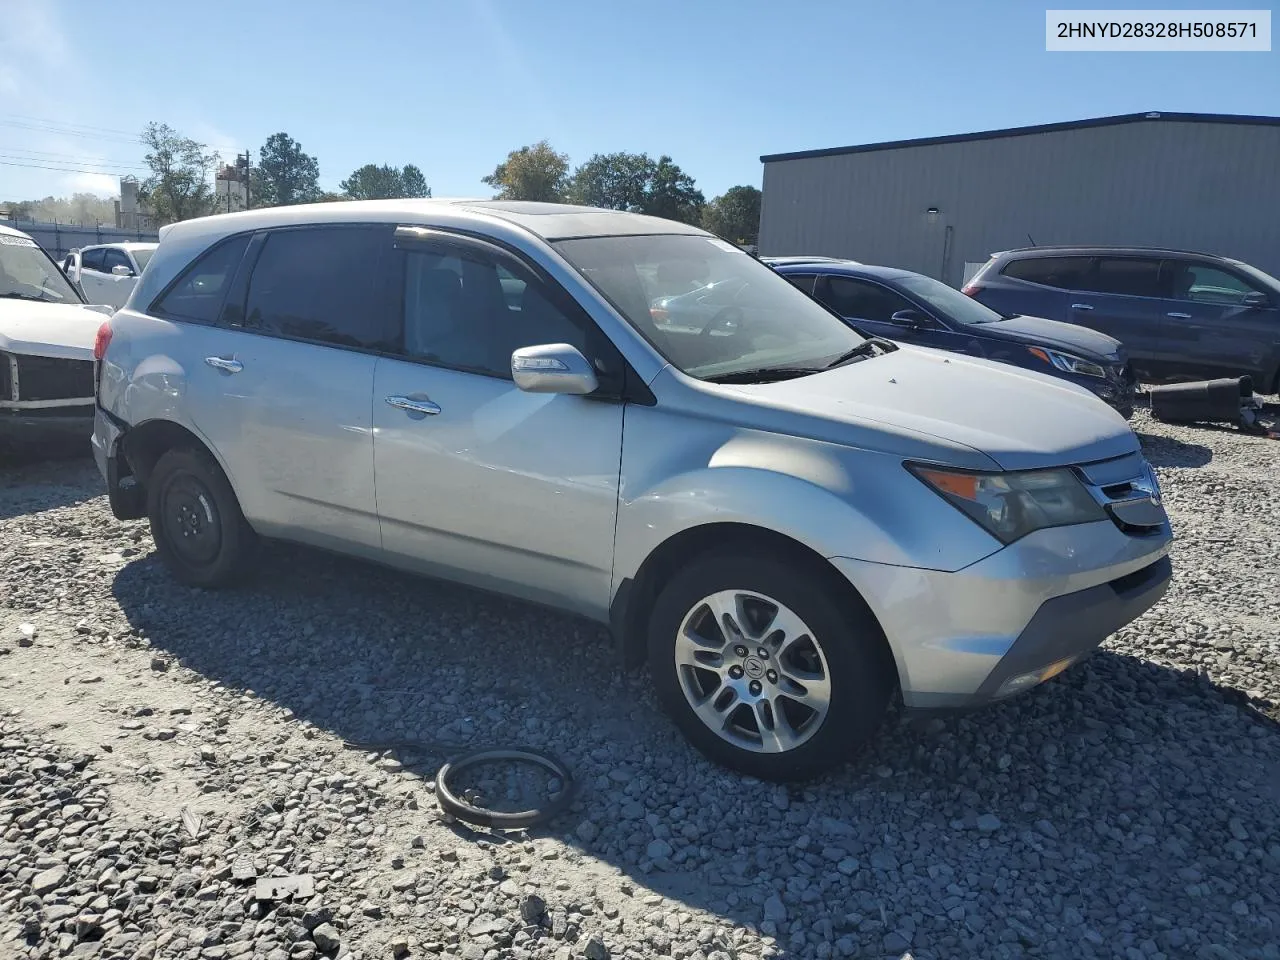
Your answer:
(964, 247), (1280, 392)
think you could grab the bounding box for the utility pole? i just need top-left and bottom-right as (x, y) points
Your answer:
(236, 150), (252, 210)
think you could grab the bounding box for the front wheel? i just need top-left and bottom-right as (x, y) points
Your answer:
(647, 549), (895, 781)
(147, 447), (256, 588)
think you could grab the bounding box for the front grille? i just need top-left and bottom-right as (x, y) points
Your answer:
(4, 353), (94, 402)
(1075, 454), (1165, 536)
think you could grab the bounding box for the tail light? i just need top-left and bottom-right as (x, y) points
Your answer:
(649, 305), (669, 323)
(93, 320), (113, 361)
(93, 320), (112, 399)
(961, 282), (983, 297)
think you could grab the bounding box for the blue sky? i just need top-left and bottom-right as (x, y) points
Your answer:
(2, 0), (1276, 202)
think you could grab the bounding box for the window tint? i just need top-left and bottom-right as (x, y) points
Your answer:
(1001, 256), (1092, 290)
(152, 234), (250, 324)
(783, 274), (816, 295)
(1164, 262), (1262, 305)
(818, 277), (914, 323)
(102, 248), (133, 275)
(244, 226), (392, 350)
(80, 248), (106, 272)
(402, 248), (592, 379)
(1085, 258), (1163, 298)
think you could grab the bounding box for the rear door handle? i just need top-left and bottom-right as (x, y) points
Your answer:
(1166, 312), (1192, 319)
(204, 356), (243, 374)
(1070, 303), (1094, 311)
(385, 395), (441, 416)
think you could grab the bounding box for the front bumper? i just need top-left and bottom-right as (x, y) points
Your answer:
(832, 517), (1172, 710)
(1074, 364), (1137, 418)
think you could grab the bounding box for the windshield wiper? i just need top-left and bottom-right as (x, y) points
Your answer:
(704, 366), (824, 384)
(824, 336), (897, 368)
(1, 292), (52, 303)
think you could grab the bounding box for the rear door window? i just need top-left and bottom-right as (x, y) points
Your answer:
(151, 234), (251, 324)
(242, 225), (395, 350)
(1163, 261), (1265, 305)
(1000, 256), (1092, 290)
(1084, 258), (1164, 298)
(818, 276), (914, 322)
(102, 248), (133, 275)
(783, 273), (817, 295)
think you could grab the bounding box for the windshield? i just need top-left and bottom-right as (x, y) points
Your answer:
(1232, 260), (1280, 294)
(553, 234), (865, 379)
(898, 274), (1003, 325)
(131, 247), (155, 272)
(0, 235), (82, 304)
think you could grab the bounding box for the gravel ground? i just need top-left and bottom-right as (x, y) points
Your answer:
(1, 411), (1278, 960)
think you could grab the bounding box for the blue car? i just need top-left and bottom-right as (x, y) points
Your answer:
(765, 258), (1137, 418)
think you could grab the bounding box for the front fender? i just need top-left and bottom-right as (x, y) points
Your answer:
(613, 412), (1002, 589)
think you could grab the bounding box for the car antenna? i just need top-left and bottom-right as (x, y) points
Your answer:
(1027, 233), (1036, 247)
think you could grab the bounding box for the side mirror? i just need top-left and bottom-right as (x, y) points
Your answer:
(65, 251), (82, 285)
(890, 309), (929, 329)
(1242, 291), (1270, 309)
(110, 264), (132, 277)
(511, 343), (598, 395)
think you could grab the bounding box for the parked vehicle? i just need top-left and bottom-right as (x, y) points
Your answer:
(92, 201), (1172, 780)
(964, 246), (1280, 392)
(63, 242), (158, 309)
(1, 224), (112, 445)
(771, 258), (1137, 417)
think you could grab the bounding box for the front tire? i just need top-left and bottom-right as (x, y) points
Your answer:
(147, 447), (255, 588)
(647, 548), (895, 781)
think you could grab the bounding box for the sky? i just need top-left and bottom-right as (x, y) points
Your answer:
(1, 0), (1276, 203)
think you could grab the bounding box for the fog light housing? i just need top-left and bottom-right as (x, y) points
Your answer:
(994, 657), (1076, 699)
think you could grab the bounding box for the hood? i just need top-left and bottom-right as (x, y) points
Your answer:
(980, 314), (1123, 361)
(722, 345), (1137, 471)
(0, 299), (106, 360)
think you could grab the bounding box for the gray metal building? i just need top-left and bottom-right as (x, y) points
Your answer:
(758, 111), (1280, 286)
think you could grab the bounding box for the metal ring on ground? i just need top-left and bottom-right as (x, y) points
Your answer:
(435, 747), (575, 829)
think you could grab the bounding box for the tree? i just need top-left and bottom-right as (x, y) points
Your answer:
(400, 164), (430, 198)
(139, 122), (219, 225)
(481, 140), (569, 202)
(565, 152), (654, 210)
(701, 185), (762, 245)
(644, 156), (704, 225)
(253, 132), (321, 207)
(339, 163), (431, 200)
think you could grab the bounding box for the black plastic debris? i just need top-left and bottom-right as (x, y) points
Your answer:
(1148, 376), (1263, 428)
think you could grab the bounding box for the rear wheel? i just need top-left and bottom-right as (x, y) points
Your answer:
(147, 447), (255, 588)
(647, 549), (895, 781)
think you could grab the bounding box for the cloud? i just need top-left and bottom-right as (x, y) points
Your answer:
(64, 173), (120, 197)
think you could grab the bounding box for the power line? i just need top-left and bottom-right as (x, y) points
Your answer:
(0, 158), (143, 176)
(0, 113), (141, 138)
(0, 119), (142, 145)
(0, 151), (148, 172)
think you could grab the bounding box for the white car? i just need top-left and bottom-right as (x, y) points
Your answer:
(1, 225), (113, 445)
(63, 242), (158, 309)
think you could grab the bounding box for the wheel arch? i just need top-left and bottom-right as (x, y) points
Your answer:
(610, 521), (902, 689)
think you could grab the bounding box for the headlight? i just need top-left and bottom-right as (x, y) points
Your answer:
(1027, 346), (1107, 379)
(909, 464), (1106, 543)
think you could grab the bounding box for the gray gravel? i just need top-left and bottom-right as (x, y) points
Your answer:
(1, 409), (1279, 960)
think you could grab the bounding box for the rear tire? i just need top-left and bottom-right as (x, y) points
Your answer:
(147, 447), (255, 588)
(647, 548), (895, 781)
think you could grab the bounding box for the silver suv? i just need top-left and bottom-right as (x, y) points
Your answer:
(91, 200), (1173, 780)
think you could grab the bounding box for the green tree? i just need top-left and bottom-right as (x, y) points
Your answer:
(482, 140), (569, 202)
(565, 152), (654, 210)
(644, 156), (704, 225)
(400, 164), (431, 198)
(253, 132), (321, 207)
(139, 122), (219, 225)
(701, 185), (762, 245)
(339, 163), (431, 200)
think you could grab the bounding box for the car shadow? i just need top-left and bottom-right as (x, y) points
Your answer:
(0, 444), (101, 520)
(1135, 431), (1214, 469)
(111, 542), (1280, 957)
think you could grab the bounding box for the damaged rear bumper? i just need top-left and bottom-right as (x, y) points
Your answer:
(91, 406), (145, 520)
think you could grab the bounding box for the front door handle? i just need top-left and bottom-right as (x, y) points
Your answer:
(204, 356), (243, 374)
(1070, 303), (1094, 311)
(1166, 312), (1192, 319)
(385, 395), (441, 416)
